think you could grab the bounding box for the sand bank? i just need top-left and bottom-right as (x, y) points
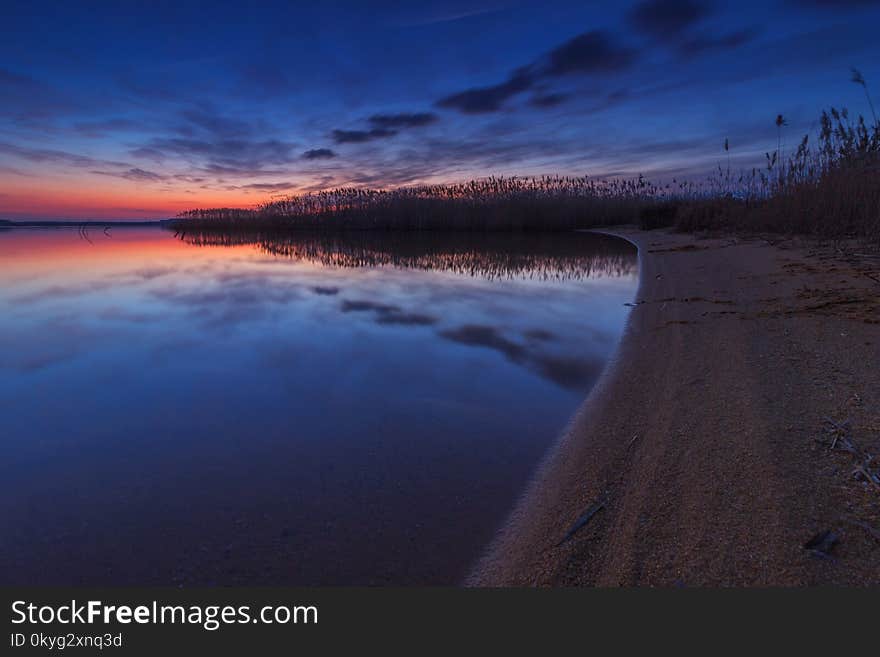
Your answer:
(471, 229), (880, 586)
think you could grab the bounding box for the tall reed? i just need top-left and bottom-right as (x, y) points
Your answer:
(173, 103), (880, 245)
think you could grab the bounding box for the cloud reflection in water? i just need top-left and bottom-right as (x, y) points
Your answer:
(0, 227), (637, 586)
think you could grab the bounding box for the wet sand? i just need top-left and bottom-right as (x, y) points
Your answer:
(471, 228), (880, 586)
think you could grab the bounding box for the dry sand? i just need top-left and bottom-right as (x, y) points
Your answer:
(471, 228), (880, 586)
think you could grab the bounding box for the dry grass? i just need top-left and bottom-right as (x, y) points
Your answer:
(676, 106), (880, 243)
(172, 104), (880, 247)
(176, 176), (663, 232)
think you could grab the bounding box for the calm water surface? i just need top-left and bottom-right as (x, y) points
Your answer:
(0, 227), (637, 585)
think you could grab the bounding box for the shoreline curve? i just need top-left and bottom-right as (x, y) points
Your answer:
(468, 227), (880, 586)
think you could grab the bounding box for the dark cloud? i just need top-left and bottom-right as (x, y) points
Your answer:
(311, 286), (340, 295)
(0, 165), (28, 177)
(628, 0), (710, 40)
(0, 142), (89, 167)
(440, 325), (526, 361)
(129, 147), (166, 162)
(542, 31), (638, 76)
(337, 131), (571, 186)
(199, 163), (290, 177)
(327, 113), (437, 149)
(627, 1), (755, 55)
(374, 312), (436, 326)
(92, 167), (167, 182)
(0, 142), (124, 168)
(524, 328), (556, 342)
(529, 93), (569, 108)
(437, 30), (636, 114)
(303, 148), (337, 159)
(679, 27), (757, 55)
(333, 105), (714, 186)
(437, 69), (534, 114)
(332, 128), (398, 144)
(297, 174), (338, 192)
(172, 174), (207, 184)
(439, 324), (599, 390)
(368, 112), (438, 128)
(136, 137), (298, 174)
(341, 299), (400, 313)
(341, 299), (436, 326)
(238, 182), (297, 191)
(531, 354), (602, 389)
(123, 106), (296, 177)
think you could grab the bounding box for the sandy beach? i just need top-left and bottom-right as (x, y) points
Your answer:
(471, 228), (880, 586)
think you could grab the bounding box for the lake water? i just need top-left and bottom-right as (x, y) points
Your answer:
(0, 226), (637, 585)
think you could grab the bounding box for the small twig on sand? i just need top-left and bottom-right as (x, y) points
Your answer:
(852, 462), (880, 488)
(820, 417), (880, 491)
(822, 417), (848, 430)
(557, 492), (608, 547)
(822, 417), (852, 451)
(627, 433), (639, 448)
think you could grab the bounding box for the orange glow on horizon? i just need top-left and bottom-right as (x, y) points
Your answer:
(0, 191), (263, 220)
(0, 173), (271, 220)
(0, 168), (501, 221)
(1, 225), (340, 287)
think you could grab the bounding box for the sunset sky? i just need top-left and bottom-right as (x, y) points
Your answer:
(2, 0), (879, 220)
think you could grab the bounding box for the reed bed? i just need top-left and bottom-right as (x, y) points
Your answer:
(176, 176), (662, 232)
(673, 106), (880, 243)
(172, 103), (880, 246)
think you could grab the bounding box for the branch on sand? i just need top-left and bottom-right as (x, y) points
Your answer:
(820, 417), (880, 489)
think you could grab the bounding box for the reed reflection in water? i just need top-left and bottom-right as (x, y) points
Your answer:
(175, 229), (636, 280)
(0, 227), (637, 585)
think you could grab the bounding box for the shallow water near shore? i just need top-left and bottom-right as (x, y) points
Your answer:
(0, 226), (637, 585)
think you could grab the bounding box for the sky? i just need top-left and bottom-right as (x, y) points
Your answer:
(1, 0), (879, 220)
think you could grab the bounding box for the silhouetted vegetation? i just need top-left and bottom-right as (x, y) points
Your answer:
(176, 230), (637, 281)
(682, 101), (880, 243)
(173, 97), (880, 245)
(174, 176), (660, 232)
